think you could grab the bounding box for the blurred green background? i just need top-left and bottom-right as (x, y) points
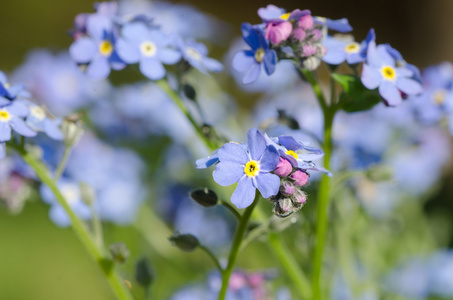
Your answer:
(1, 0), (453, 299)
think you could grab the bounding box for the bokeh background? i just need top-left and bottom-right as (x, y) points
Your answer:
(1, 0), (453, 299)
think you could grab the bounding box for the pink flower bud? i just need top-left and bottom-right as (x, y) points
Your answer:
(293, 190), (307, 204)
(280, 181), (296, 196)
(311, 29), (323, 41)
(274, 157), (292, 177)
(290, 169), (309, 186)
(298, 15), (314, 30)
(293, 28), (307, 41)
(302, 44), (317, 57)
(265, 21), (293, 44)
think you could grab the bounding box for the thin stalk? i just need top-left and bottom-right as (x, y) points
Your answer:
(54, 145), (72, 181)
(268, 232), (312, 299)
(312, 108), (334, 300)
(156, 79), (216, 150)
(199, 244), (223, 272)
(14, 146), (133, 300)
(300, 69), (328, 113)
(218, 197), (258, 300)
(220, 200), (241, 220)
(91, 204), (104, 249)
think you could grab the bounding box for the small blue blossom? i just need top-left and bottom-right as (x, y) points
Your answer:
(0, 102), (36, 142)
(23, 102), (63, 140)
(178, 38), (223, 74)
(232, 23), (277, 84)
(258, 4), (310, 24)
(361, 41), (422, 106)
(70, 14), (125, 79)
(0, 71), (27, 106)
(211, 128), (280, 208)
(116, 23), (181, 80)
(314, 17), (353, 33)
(322, 28), (375, 65)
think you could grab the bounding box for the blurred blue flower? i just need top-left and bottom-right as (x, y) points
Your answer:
(23, 101), (63, 140)
(212, 128), (280, 208)
(0, 102), (36, 142)
(70, 14), (125, 79)
(116, 23), (181, 80)
(232, 23), (277, 84)
(322, 29), (375, 65)
(361, 41), (422, 106)
(314, 17), (353, 33)
(0, 71), (27, 106)
(178, 38), (223, 74)
(258, 4), (310, 24)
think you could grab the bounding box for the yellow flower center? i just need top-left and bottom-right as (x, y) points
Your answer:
(432, 89), (446, 105)
(99, 40), (113, 56)
(186, 47), (202, 61)
(280, 12), (290, 20)
(3, 83), (10, 88)
(381, 66), (396, 81)
(244, 160), (260, 177)
(286, 150), (298, 159)
(0, 110), (10, 122)
(255, 48), (265, 63)
(30, 106), (46, 120)
(140, 41), (157, 57)
(344, 42), (360, 54)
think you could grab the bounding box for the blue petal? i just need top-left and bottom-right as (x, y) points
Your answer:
(263, 49), (277, 75)
(395, 67), (413, 77)
(203, 57), (223, 73)
(361, 64), (381, 90)
(247, 128), (266, 160)
(86, 55), (111, 79)
(86, 14), (112, 40)
(241, 23), (260, 49)
(376, 44), (395, 67)
(379, 81), (402, 106)
(116, 38), (141, 64)
(44, 119), (63, 140)
(255, 172), (280, 198)
(213, 161), (245, 186)
(232, 50), (255, 73)
(259, 145), (280, 172)
(231, 176), (256, 209)
(0, 143), (5, 161)
(49, 206), (71, 227)
(10, 117), (37, 137)
(0, 72), (7, 84)
(258, 5), (285, 21)
(139, 57), (166, 80)
(69, 38), (97, 63)
(196, 151), (219, 169)
(0, 122), (11, 142)
(158, 48), (182, 65)
(7, 101), (29, 117)
(121, 22), (148, 44)
(0, 96), (10, 106)
(396, 77), (422, 95)
(278, 136), (304, 151)
(242, 61), (261, 84)
(217, 143), (248, 164)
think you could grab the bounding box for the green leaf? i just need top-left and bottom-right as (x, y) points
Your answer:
(331, 73), (382, 112)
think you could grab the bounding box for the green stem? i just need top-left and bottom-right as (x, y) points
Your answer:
(156, 79), (216, 150)
(15, 147), (133, 300)
(301, 69), (328, 112)
(54, 145), (72, 181)
(199, 244), (223, 272)
(91, 204), (104, 249)
(268, 232), (312, 299)
(218, 197), (258, 300)
(220, 200), (241, 220)
(312, 108), (334, 300)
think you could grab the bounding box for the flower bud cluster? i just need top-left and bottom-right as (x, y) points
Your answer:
(270, 158), (310, 218)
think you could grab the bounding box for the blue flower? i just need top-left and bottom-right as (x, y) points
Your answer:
(23, 102), (63, 140)
(361, 41), (422, 106)
(116, 23), (181, 80)
(212, 128), (280, 208)
(69, 14), (125, 79)
(0, 71), (27, 106)
(177, 38), (223, 74)
(257, 4), (310, 24)
(0, 102), (36, 142)
(322, 28), (375, 65)
(384, 43), (422, 83)
(232, 23), (277, 84)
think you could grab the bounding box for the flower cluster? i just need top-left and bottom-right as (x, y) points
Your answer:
(0, 71), (63, 161)
(197, 128), (328, 216)
(69, 1), (222, 80)
(233, 4), (353, 84)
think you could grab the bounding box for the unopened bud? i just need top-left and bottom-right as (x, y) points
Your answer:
(182, 83), (197, 101)
(169, 232), (199, 252)
(280, 181), (296, 196)
(135, 257), (153, 287)
(298, 15), (314, 30)
(274, 157), (293, 177)
(61, 114), (84, 147)
(109, 242), (130, 264)
(190, 188), (218, 207)
(302, 56), (321, 71)
(273, 198), (293, 218)
(290, 169), (309, 186)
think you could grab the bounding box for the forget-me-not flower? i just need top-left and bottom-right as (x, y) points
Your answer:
(233, 23), (277, 84)
(0, 102), (36, 142)
(361, 41), (422, 106)
(212, 128), (280, 208)
(177, 38), (223, 74)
